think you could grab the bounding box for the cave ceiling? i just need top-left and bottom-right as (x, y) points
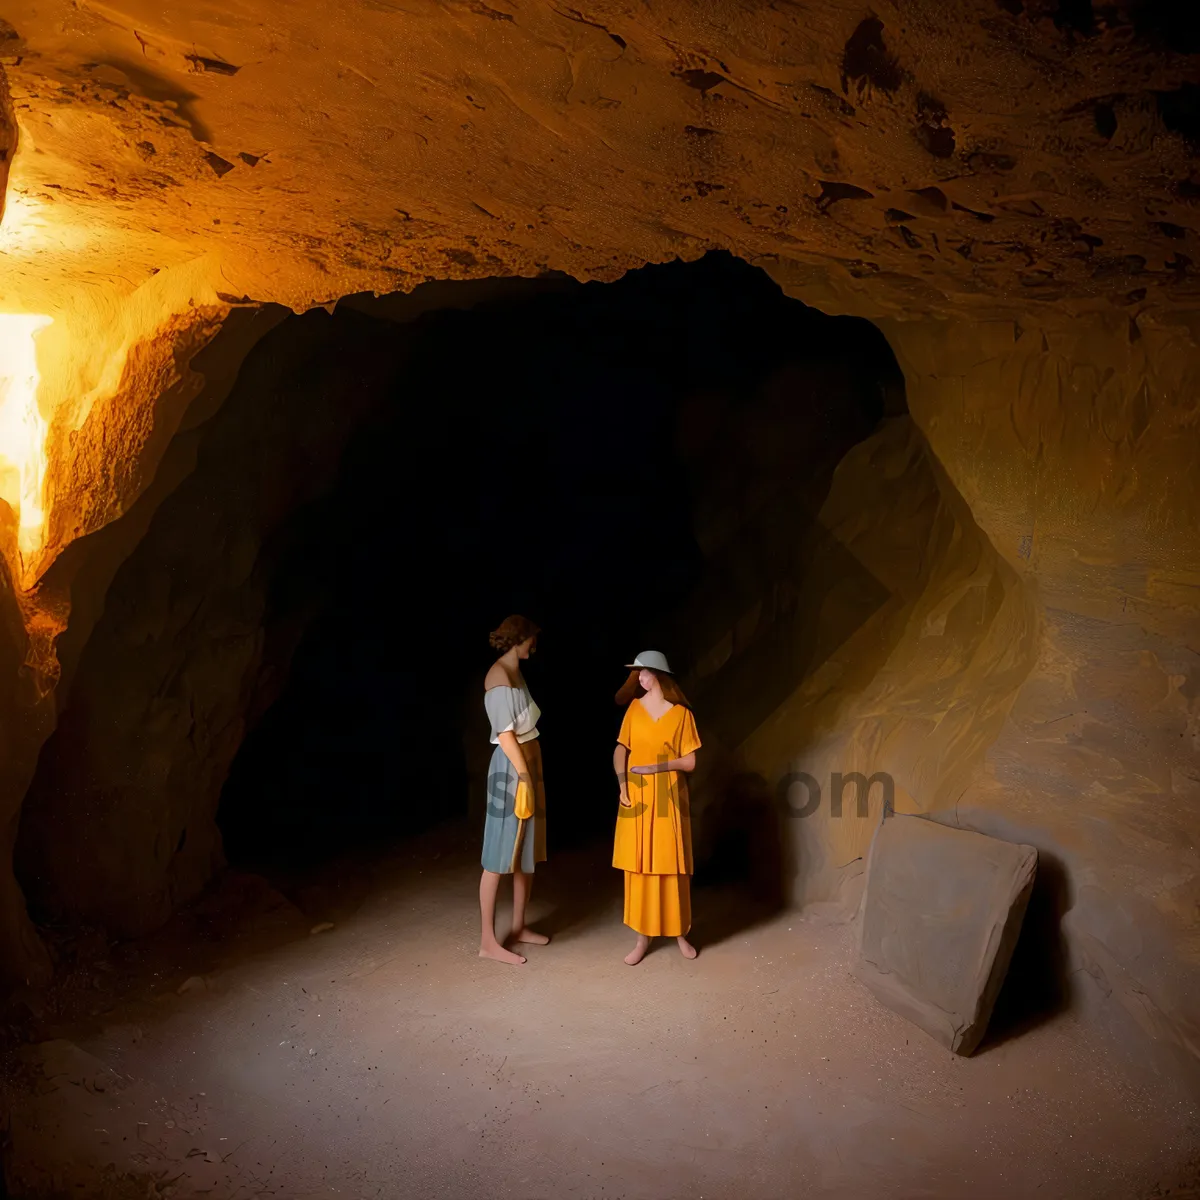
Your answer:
(2, 0), (1198, 325)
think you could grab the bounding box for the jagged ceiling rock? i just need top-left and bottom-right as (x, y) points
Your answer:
(2, 0), (1198, 613)
(1, 0), (1198, 324)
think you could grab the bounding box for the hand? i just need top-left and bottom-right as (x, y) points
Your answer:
(618, 793), (632, 808)
(514, 778), (535, 820)
(630, 764), (657, 775)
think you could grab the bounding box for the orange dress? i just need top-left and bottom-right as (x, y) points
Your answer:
(612, 700), (701, 936)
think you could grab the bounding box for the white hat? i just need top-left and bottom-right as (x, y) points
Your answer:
(625, 650), (673, 675)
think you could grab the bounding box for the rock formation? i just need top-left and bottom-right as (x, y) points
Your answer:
(0, 0), (1196, 1092)
(856, 814), (1038, 1055)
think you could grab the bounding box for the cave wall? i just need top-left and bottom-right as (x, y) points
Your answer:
(2, 281), (1197, 1092)
(15, 309), (394, 936)
(22, 257), (900, 909)
(676, 409), (1034, 906)
(0, 558), (54, 986)
(893, 313), (1200, 1074)
(677, 305), (1199, 1080)
(0, 61), (14, 223)
(0, 298), (275, 986)
(6, 277), (1198, 1092)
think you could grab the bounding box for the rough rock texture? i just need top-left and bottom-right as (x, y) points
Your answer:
(0, 62), (14, 223)
(0, 0), (1195, 1098)
(679, 312), (1200, 1086)
(900, 314), (1200, 1078)
(679, 408), (1035, 903)
(3, 0), (1198, 323)
(856, 813), (1038, 1055)
(16, 309), (392, 934)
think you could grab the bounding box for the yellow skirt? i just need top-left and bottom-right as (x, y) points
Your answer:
(624, 872), (691, 937)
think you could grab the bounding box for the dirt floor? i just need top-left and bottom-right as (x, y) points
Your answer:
(3, 823), (1199, 1200)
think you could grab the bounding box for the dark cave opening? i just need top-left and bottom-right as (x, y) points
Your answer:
(15, 252), (907, 934)
(214, 253), (905, 876)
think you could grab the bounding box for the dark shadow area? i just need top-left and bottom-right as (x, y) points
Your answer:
(682, 523), (895, 752)
(1158, 82), (1200, 147)
(978, 851), (1075, 1051)
(689, 770), (789, 950)
(217, 251), (904, 907)
(694, 772), (785, 904)
(1135, 0), (1200, 54)
(98, 58), (211, 143)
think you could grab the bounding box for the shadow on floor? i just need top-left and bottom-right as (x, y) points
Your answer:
(7, 821), (487, 1048)
(520, 843), (622, 943)
(977, 849), (1075, 1053)
(692, 770), (789, 950)
(10, 813), (798, 1055)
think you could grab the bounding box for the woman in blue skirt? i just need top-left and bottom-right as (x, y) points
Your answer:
(479, 615), (548, 965)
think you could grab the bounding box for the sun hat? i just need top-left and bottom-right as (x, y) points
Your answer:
(625, 650), (673, 675)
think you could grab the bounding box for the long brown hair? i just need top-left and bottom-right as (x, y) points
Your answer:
(615, 667), (690, 709)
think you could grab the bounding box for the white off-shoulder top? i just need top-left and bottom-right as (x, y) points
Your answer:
(484, 685), (541, 745)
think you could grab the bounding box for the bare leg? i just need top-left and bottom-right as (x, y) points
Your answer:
(479, 870), (525, 964)
(624, 934), (651, 966)
(676, 935), (698, 959)
(511, 870), (549, 945)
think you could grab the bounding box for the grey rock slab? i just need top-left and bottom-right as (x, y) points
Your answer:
(856, 814), (1038, 1055)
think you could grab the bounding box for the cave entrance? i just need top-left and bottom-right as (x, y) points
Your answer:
(211, 251), (905, 886)
(15, 251), (906, 939)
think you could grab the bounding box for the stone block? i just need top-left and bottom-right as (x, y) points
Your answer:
(855, 814), (1037, 1054)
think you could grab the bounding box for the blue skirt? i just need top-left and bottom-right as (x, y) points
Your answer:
(481, 740), (546, 873)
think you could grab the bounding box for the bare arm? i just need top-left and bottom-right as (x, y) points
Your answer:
(630, 752), (696, 775)
(497, 730), (529, 782)
(614, 742), (632, 807)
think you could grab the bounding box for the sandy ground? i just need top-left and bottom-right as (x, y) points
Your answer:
(4, 824), (1199, 1200)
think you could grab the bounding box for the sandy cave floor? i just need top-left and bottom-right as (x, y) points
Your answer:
(3, 824), (1199, 1200)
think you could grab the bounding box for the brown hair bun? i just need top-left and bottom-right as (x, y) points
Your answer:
(489, 614), (541, 652)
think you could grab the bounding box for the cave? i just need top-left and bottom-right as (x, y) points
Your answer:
(210, 255), (901, 879)
(17, 253), (904, 917)
(1, 2), (1199, 1197)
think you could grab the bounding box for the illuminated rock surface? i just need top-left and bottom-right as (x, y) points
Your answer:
(0, 0), (1195, 1128)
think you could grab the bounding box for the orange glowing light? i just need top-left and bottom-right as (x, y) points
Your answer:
(0, 312), (53, 581)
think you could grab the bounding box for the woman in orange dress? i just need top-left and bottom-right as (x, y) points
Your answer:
(612, 651), (701, 965)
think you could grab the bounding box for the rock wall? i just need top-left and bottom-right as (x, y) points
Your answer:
(0, 556), (55, 987)
(895, 313), (1200, 1078)
(15, 309), (392, 935)
(679, 411), (1034, 902)
(0, 302), (274, 985)
(680, 306), (1200, 1083)
(0, 60), (14, 223)
(18, 257), (904, 925)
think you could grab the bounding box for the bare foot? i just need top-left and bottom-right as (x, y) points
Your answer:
(513, 927), (549, 945)
(677, 936), (698, 959)
(479, 942), (526, 965)
(624, 935), (651, 966)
